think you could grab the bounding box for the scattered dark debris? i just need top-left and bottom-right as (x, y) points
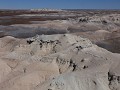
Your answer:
(76, 46), (83, 51)
(83, 65), (88, 69)
(27, 40), (34, 44)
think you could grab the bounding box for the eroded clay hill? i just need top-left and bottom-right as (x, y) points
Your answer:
(0, 34), (120, 90)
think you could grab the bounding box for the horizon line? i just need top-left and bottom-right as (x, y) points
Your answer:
(0, 8), (120, 10)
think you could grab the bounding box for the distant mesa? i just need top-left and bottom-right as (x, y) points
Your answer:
(30, 8), (63, 11)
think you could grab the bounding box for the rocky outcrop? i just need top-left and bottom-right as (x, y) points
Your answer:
(0, 34), (120, 90)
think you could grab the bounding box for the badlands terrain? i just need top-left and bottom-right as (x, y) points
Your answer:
(0, 9), (120, 90)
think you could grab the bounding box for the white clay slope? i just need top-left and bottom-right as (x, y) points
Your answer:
(0, 34), (120, 90)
